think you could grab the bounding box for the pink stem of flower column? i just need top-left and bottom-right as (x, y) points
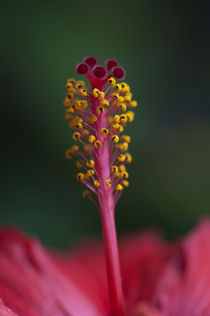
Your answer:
(95, 126), (126, 316)
(100, 204), (126, 316)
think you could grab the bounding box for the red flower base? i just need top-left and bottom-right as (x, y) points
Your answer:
(0, 219), (210, 315)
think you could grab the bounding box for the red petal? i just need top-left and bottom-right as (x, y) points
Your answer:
(0, 298), (17, 316)
(54, 231), (170, 316)
(152, 219), (210, 315)
(119, 231), (170, 314)
(54, 243), (109, 315)
(0, 228), (100, 316)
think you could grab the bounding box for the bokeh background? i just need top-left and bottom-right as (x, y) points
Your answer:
(1, 0), (210, 247)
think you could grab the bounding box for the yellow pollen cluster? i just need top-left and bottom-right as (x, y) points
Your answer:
(118, 154), (126, 162)
(73, 132), (81, 141)
(76, 160), (84, 168)
(86, 160), (95, 168)
(87, 169), (95, 177)
(82, 190), (91, 198)
(76, 173), (85, 182)
(65, 145), (79, 159)
(105, 179), (112, 187)
(122, 180), (129, 187)
(101, 99), (109, 107)
(100, 128), (109, 136)
(94, 140), (102, 148)
(89, 115), (97, 124)
(89, 135), (96, 143)
(111, 165), (118, 173)
(96, 106), (105, 115)
(92, 88), (105, 100)
(111, 135), (119, 143)
(63, 69), (137, 203)
(108, 77), (116, 87)
(94, 180), (100, 188)
(116, 184), (123, 191)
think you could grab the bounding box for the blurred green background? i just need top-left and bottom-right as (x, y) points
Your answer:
(1, 0), (210, 247)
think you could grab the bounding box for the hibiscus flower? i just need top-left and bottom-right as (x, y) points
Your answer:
(1, 57), (207, 316)
(0, 219), (209, 316)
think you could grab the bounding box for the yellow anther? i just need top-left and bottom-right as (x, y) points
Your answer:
(120, 114), (128, 124)
(67, 93), (74, 100)
(105, 179), (112, 187)
(69, 145), (79, 153)
(70, 102), (77, 110)
(89, 115), (97, 124)
(116, 184), (123, 191)
(84, 172), (90, 180)
(114, 171), (121, 178)
(125, 153), (132, 163)
(86, 160), (95, 168)
(100, 128), (109, 136)
(65, 149), (72, 159)
(63, 96), (71, 108)
(80, 100), (88, 108)
(76, 160), (84, 168)
(124, 92), (132, 102)
(67, 78), (76, 85)
(87, 169), (95, 177)
(121, 171), (129, 179)
(69, 116), (83, 129)
(118, 125), (124, 133)
(112, 93), (120, 101)
(67, 92), (74, 99)
(73, 132), (81, 141)
(75, 80), (85, 90)
(66, 107), (74, 114)
(111, 123), (120, 130)
(76, 173), (85, 182)
(76, 122), (83, 130)
(126, 111), (135, 122)
(121, 180), (129, 187)
(120, 142), (129, 151)
(92, 89), (104, 100)
(94, 180), (100, 188)
(79, 88), (88, 97)
(96, 106), (105, 115)
(115, 84), (122, 92)
(89, 135), (96, 143)
(111, 165), (119, 173)
(120, 82), (130, 94)
(64, 113), (73, 121)
(114, 115), (120, 123)
(119, 164), (126, 172)
(108, 77), (116, 87)
(101, 99), (109, 107)
(129, 100), (138, 108)
(94, 140), (102, 148)
(121, 135), (131, 143)
(65, 88), (75, 99)
(118, 154), (126, 162)
(67, 87), (76, 96)
(65, 79), (73, 86)
(92, 88), (100, 98)
(83, 144), (90, 152)
(98, 91), (105, 100)
(119, 103), (127, 112)
(111, 135), (119, 143)
(65, 82), (73, 90)
(83, 190), (91, 198)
